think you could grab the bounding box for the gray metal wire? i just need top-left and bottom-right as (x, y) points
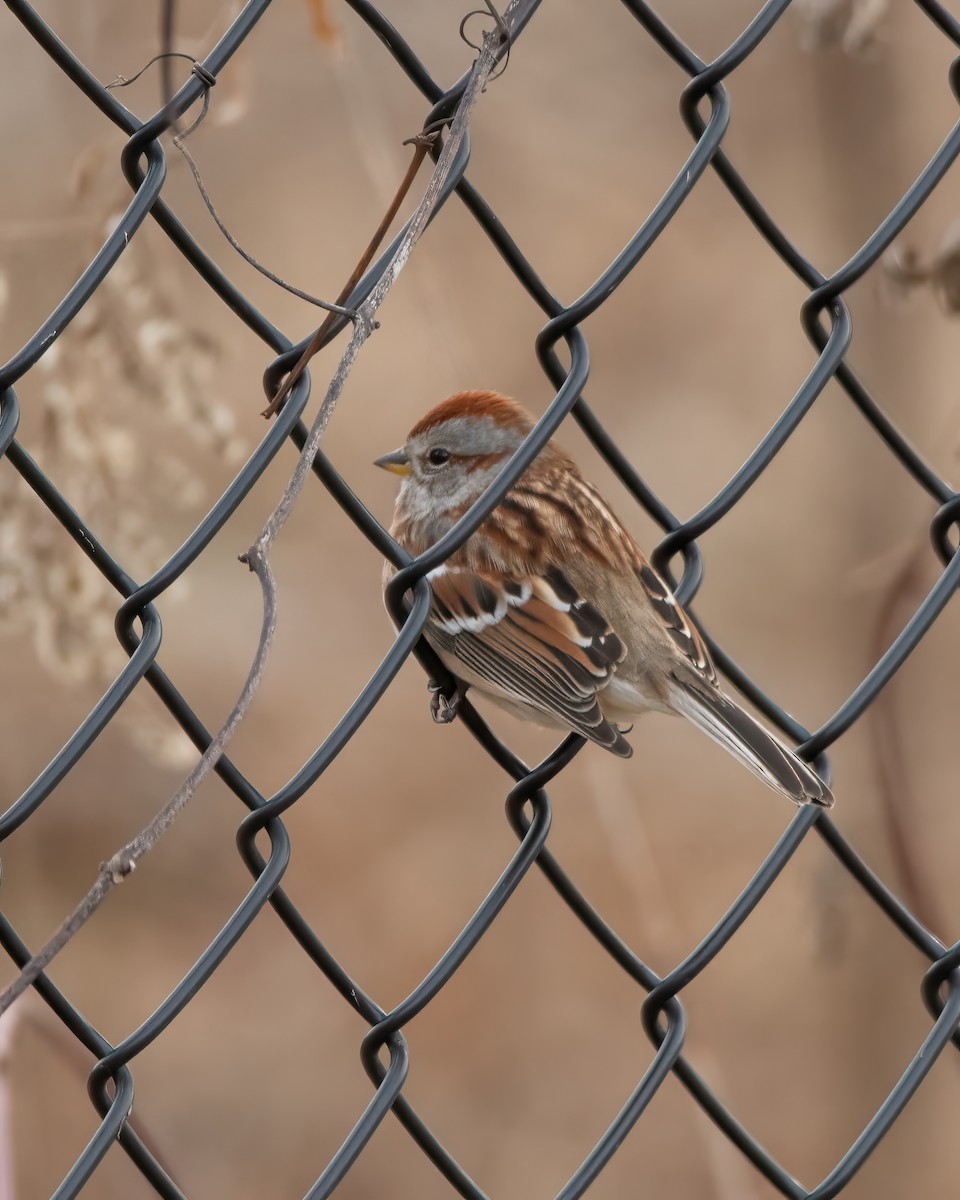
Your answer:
(2, 1), (960, 1197)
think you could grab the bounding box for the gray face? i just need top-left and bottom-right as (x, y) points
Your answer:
(396, 415), (525, 520)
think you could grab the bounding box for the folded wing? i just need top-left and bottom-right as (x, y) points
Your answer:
(426, 562), (632, 757)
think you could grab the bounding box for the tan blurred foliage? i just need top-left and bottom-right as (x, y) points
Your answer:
(1, 2), (959, 1198)
(305, 0), (342, 49)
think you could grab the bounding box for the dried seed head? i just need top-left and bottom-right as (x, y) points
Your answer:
(2, 173), (245, 766)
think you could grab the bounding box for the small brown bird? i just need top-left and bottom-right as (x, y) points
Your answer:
(376, 391), (832, 808)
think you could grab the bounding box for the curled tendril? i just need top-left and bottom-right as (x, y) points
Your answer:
(459, 1), (512, 83)
(105, 48), (355, 319)
(104, 50), (197, 91)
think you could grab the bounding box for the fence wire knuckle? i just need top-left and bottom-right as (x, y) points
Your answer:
(2, 0), (960, 1196)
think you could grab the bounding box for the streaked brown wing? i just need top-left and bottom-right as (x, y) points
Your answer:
(504, 471), (718, 688)
(425, 563), (632, 757)
(634, 561), (718, 686)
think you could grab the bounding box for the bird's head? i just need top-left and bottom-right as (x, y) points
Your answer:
(374, 390), (536, 515)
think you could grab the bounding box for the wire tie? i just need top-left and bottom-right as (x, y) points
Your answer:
(191, 61), (217, 89)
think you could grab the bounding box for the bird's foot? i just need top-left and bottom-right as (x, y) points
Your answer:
(428, 680), (464, 725)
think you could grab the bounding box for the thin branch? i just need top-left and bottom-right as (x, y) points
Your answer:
(258, 129), (438, 418)
(172, 129), (357, 319)
(0, 553), (276, 1017)
(106, 25), (356, 320)
(0, 3), (519, 1020)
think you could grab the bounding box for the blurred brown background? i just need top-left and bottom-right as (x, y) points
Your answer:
(2, 1), (960, 1197)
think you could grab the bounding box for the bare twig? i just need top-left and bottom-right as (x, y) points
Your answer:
(104, 51), (196, 93)
(0, 553), (275, 1018)
(172, 129), (357, 319)
(258, 129), (438, 418)
(0, 3), (519, 1020)
(106, 23), (356, 320)
(108, 12), (469, 415)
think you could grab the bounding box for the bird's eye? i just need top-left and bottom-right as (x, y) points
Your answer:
(428, 447), (451, 466)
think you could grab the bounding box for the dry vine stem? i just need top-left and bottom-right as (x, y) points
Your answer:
(0, 5), (518, 1019)
(259, 131), (438, 418)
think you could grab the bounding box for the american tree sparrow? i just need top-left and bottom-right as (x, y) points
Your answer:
(376, 391), (832, 808)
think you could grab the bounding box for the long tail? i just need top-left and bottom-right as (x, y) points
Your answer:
(668, 677), (833, 808)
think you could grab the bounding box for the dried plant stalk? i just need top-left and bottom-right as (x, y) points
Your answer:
(0, 3), (519, 1020)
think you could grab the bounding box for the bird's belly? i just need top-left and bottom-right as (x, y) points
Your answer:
(477, 688), (572, 731)
(434, 648), (573, 731)
(599, 675), (674, 723)
(435, 642), (671, 732)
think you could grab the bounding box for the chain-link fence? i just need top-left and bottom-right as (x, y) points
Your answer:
(3, 0), (960, 1197)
